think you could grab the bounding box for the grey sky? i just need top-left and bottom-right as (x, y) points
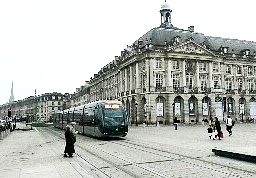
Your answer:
(1, 0), (255, 105)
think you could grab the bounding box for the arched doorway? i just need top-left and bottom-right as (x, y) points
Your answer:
(239, 98), (246, 122)
(249, 97), (256, 120)
(156, 96), (166, 125)
(202, 96), (211, 121)
(173, 96), (184, 123)
(227, 97), (235, 116)
(188, 96), (198, 123)
(215, 96), (223, 121)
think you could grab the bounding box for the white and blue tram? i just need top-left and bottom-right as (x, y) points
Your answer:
(53, 100), (128, 138)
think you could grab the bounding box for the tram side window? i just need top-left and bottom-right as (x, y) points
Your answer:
(73, 112), (82, 125)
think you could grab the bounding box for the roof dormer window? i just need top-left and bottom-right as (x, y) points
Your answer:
(173, 36), (180, 45)
(223, 47), (228, 54)
(245, 49), (250, 56)
(220, 47), (228, 54)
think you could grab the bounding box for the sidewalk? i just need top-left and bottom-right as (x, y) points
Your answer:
(0, 122), (93, 178)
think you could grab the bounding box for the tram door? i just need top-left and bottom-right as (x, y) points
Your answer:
(215, 102), (223, 120)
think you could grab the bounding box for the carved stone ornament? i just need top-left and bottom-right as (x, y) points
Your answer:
(171, 41), (214, 56)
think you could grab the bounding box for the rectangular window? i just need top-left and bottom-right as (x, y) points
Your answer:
(186, 74), (193, 89)
(248, 79), (254, 91)
(226, 65), (231, 74)
(248, 66), (253, 75)
(238, 78), (243, 91)
(213, 63), (219, 72)
(237, 66), (242, 74)
(173, 61), (179, 70)
(173, 74), (180, 90)
(213, 76), (220, 89)
(199, 63), (207, 72)
(156, 59), (162, 69)
(155, 74), (163, 89)
(225, 78), (232, 91)
(200, 75), (207, 91)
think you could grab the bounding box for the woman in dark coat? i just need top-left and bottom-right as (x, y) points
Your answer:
(64, 125), (76, 157)
(215, 117), (222, 140)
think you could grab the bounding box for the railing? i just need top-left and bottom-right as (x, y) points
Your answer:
(174, 87), (184, 94)
(155, 87), (166, 92)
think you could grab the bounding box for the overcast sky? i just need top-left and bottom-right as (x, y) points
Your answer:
(1, 0), (256, 105)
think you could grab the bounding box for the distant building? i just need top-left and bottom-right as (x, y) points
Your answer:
(87, 1), (256, 124)
(0, 92), (71, 122)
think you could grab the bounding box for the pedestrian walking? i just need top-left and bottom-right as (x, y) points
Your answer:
(226, 116), (233, 136)
(64, 125), (76, 157)
(215, 117), (223, 140)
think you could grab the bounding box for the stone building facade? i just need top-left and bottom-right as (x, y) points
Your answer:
(1, 2), (256, 125)
(88, 2), (256, 125)
(0, 92), (71, 122)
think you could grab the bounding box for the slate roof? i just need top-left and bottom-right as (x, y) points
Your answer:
(133, 26), (256, 55)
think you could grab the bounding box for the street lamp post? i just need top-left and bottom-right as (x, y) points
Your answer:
(135, 102), (138, 126)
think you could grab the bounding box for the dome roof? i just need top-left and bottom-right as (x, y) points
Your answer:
(133, 27), (256, 55)
(161, 2), (170, 10)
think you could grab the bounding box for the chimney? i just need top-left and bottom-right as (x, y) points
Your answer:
(188, 26), (194, 33)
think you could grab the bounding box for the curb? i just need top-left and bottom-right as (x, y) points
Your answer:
(212, 148), (256, 164)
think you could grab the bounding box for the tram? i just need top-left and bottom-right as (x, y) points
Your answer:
(53, 100), (128, 138)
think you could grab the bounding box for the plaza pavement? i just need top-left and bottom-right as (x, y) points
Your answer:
(0, 122), (94, 178)
(0, 122), (255, 178)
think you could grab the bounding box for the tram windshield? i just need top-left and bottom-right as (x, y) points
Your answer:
(103, 103), (126, 125)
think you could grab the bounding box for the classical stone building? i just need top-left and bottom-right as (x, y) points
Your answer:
(0, 92), (71, 122)
(88, 1), (256, 125)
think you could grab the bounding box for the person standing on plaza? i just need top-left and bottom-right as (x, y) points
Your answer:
(64, 125), (76, 157)
(208, 117), (215, 139)
(215, 117), (222, 140)
(226, 116), (233, 136)
(70, 122), (78, 135)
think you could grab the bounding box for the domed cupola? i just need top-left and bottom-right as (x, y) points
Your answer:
(160, 0), (172, 28)
(161, 1), (170, 10)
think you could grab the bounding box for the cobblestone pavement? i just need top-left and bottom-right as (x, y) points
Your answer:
(0, 122), (93, 178)
(0, 122), (255, 177)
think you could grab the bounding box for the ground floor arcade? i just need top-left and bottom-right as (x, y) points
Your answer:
(121, 93), (256, 125)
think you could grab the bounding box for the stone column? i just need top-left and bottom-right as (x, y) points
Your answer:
(197, 97), (203, 122)
(135, 62), (140, 93)
(145, 59), (150, 92)
(184, 97), (189, 123)
(124, 68), (127, 94)
(182, 60), (186, 92)
(208, 62), (213, 90)
(130, 65), (133, 93)
(221, 63), (225, 91)
(196, 60), (200, 92)
(167, 60), (173, 92)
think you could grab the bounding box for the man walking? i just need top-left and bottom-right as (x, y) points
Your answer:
(226, 116), (233, 136)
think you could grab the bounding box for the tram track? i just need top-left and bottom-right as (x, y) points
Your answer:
(38, 127), (256, 178)
(109, 138), (256, 176)
(39, 127), (168, 177)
